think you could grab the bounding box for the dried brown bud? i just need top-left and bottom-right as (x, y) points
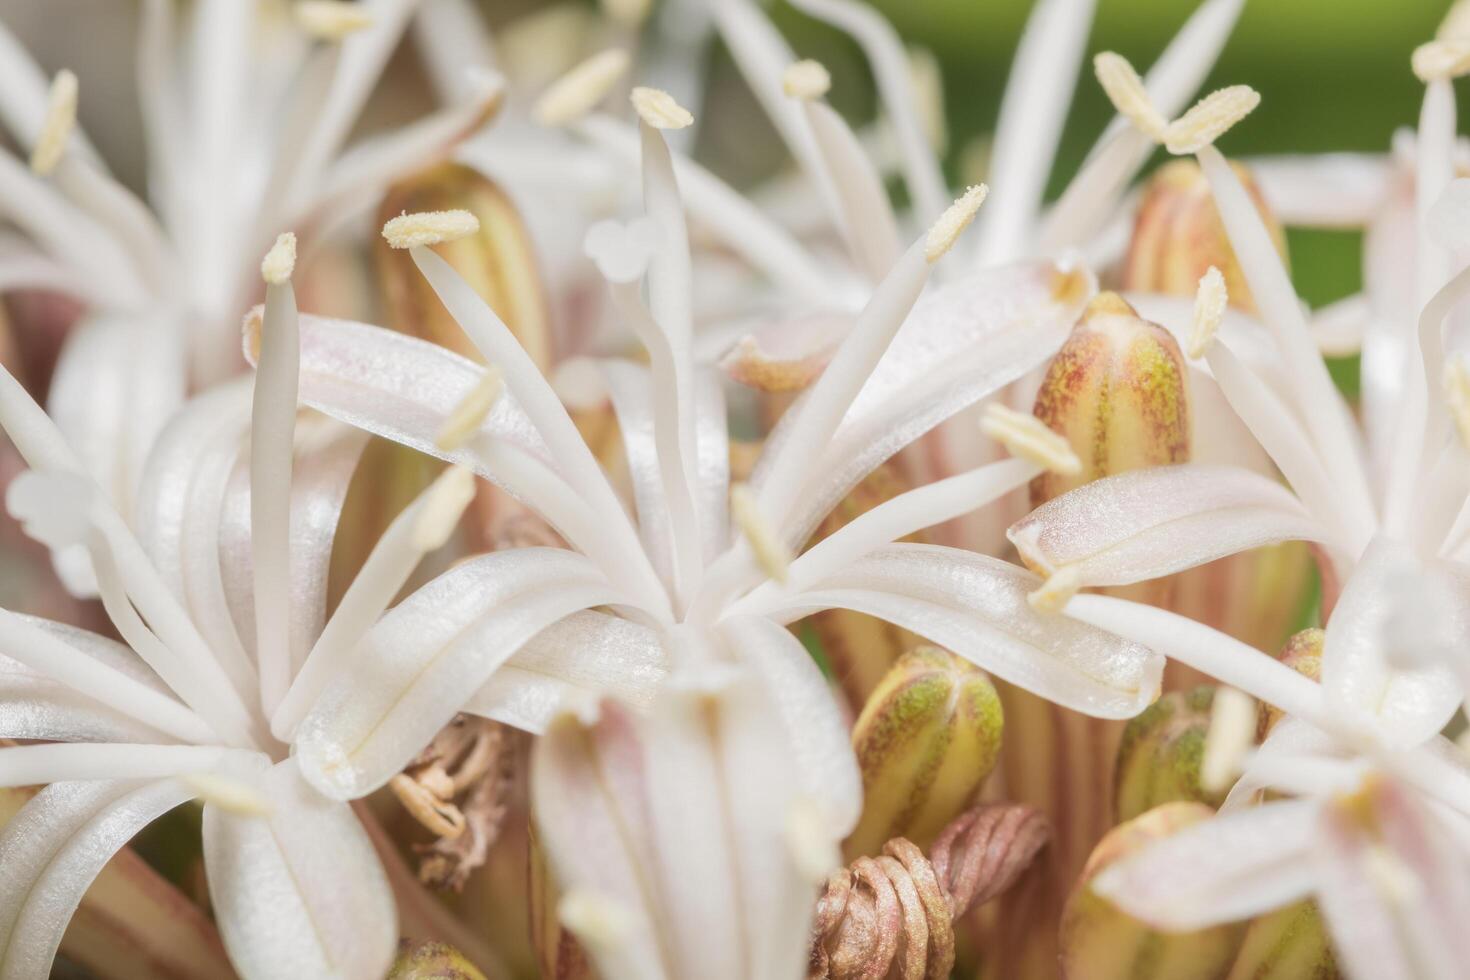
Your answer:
(1257, 628), (1325, 738)
(1114, 686), (1226, 822)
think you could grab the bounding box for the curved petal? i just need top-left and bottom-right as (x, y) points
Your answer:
(1247, 153), (1393, 229)
(601, 360), (675, 586)
(0, 779), (195, 977)
(0, 656), (171, 742)
(295, 548), (625, 800)
(1008, 464), (1331, 587)
(761, 544), (1163, 719)
(204, 759), (396, 980)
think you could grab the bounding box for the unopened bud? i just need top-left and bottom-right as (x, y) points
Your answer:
(1030, 292), (1190, 506)
(1059, 803), (1246, 980)
(387, 940), (489, 980)
(1225, 900), (1338, 980)
(1113, 687), (1226, 823)
(530, 833), (595, 980)
(1257, 628), (1324, 738)
(846, 647), (1004, 859)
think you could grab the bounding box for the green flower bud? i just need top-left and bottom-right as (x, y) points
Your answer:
(1114, 687), (1227, 822)
(1258, 629), (1324, 738)
(1226, 900), (1340, 980)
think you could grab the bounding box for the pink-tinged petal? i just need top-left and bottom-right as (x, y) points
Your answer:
(718, 615), (861, 833)
(463, 610), (668, 734)
(1008, 464), (1330, 587)
(1315, 776), (1470, 980)
(1092, 799), (1320, 930)
(755, 259), (1095, 547)
(204, 759), (396, 980)
(1321, 538), (1464, 748)
(764, 544), (1164, 718)
(719, 310), (852, 393)
(295, 548), (625, 800)
(1223, 717), (1346, 811)
(0, 779), (195, 977)
(1248, 153), (1393, 228)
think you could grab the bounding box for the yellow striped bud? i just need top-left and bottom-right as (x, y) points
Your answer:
(1114, 687), (1228, 822)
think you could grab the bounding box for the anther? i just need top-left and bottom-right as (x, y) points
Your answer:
(731, 483), (791, 584)
(1199, 686), (1256, 793)
(435, 368), (504, 451)
(30, 69), (77, 176)
(924, 184), (988, 262)
(260, 232), (297, 285)
(979, 403), (1081, 476)
(412, 466), (477, 551)
(294, 1), (375, 41)
(783, 59), (832, 101)
(181, 772), (274, 818)
(630, 86), (694, 130)
(382, 210), (480, 249)
(1187, 266), (1228, 359)
(532, 49), (630, 127)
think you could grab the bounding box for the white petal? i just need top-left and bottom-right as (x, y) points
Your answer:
(0, 743), (234, 787)
(204, 759), (396, 980)
(1248, 153), (1394, 228)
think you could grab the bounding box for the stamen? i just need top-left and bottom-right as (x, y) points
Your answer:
(785, 797), (841, 884)
(1093, 52), (1167, 140)
(924, 183), (988, 262)
(435, 368), (504, 451)
(260, 232), (297, 285)
(411, 466), (476, 551)
(558, 889), (633, 949)
(30, 69), (78, 176)
(1200, 686), (1256, 793)
(978, 403), (1080, 475)
(294, 1), (375, 41)
(382, 210), (480, 249)
(1445, 356), (1470, 448)
(1163, 85), (1260, 154)
(181, 772), (274, 818)
(1026, 565), (1081, 614)
(1188, 266), (1229, 359)
(532, 49), (630, 127)
(782, 59), (832, 101)
(1413, 40), (1470, 83)
(630, 86), (694, 130)
(731, 482), (791, 584)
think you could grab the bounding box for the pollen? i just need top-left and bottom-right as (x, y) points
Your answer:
(30, 69), (77, 176)
(558, 889), (634, 949)
(260, 232), (297, 285)
(782, 59), (832, 101)
(1093, 52), (1167, 141)
(1444, 356), (1470, 449)
(1026, 565), (1081, 614)
(731, 483), (791, 584)
(925, 184), (988, 262)
(412, 466), (476, 551)
(630, 86), (694, 130)
(435, 368), (504, 451)
(979, 403), (1081, 476)
(784, 797), (840, 884)
(181, 773), (274, 818)
(1163, 85), (1261, 154)
(1412, 40), (1470, 82)
(1199, 686), (1256, 793)
(382, 210), (480, 249)
(294, 1), (375, 41)
(532, 49), (630, 127)
(1187, 266), (1228, 359)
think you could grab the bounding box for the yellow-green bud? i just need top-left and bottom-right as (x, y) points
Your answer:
(1114, 687), (1227, 822)
(1257, 628), (1324, 738)
(388, 941), (489, 980)
(845, 647), (1004, 859)
(1226, 900), (1340, 980)
(1060, 803), (1247, 980)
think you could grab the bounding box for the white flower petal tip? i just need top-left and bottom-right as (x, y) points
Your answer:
(294, 1), (375, 41)
(30, 69), (78, 176)
(558, 889), (635, 951)
(1428, 179), (1470, 252)
(601, 0), (653, 26)
(182, 773), (274, 818)
(5, 469), (94, 549)
(1163, 85), (1260, 154)
(925, 184), (988, 262)
(785, 797), (841, 884)
(1200, 687), (1256, 793)
(550, 357), (610, 410)
(1413, 40), (1470, 82)
(783, 59), (832, 100)
(435, 367), (504, 451)
(260, 233), (298, 285)
(411, 466), (476, 550)
(1187, 266), (1228, 359)
(730, 483), (791, 584)
(381, 210), (479, 249)
(583, 217), (660, 284)
(979, 403), (1081, 476)
(532, 49), (630, 127)
(1025, 565), (1082, 614)
(1094, 52), (1168, 140)
(1444, 357), (1470, 448)
(630, 86), (693, 130)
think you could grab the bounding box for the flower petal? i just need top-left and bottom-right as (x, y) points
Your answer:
(203, 759), (396, 980)
(1248, 153), (1393, 228)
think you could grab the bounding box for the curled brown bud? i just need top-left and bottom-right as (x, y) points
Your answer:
(810, 804), (1049, 979)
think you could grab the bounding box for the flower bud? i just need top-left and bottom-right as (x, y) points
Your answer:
(388, 940), (489, 980)
(529, 831), (596, 980)
(1114, 687), (1227, 822)
(1122, 159), (1287, 314)
(1059, 803), (1246, 980)
(1226, 900), (1339, 980)
(1030, 292), (1190, 507)
(846, 646), (1004, 859)
(1257, 628), (1324, 738)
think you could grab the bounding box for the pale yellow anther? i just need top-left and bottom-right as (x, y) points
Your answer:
(412, 466), (476, 551)
(30, 69), (77, 176)
(532, 49), (630, 127)
(1188, 266), (1228, 360)
(181, 773), (273, 818)
(1200, 687), (1256, 793)
(979, 403), (1081, 476)
(436, 368), (504, 451)
(1444, 357), (1470, 449)
(260, 232), (297, 285)
(924, 184), (988, 262)
(1163, 85), (1261, 154)
(785, 797), (840, 884)
(630, 86), (693, 130)
(782, 59), (832, 101)
(1094, 52), (1167, 141)
(558, 889), (634, 949)
(730, 483), (791, 584)
(1026, 565), (1082, 614)
(382, 210), (480, 249)
(909, 46), (948, 152)
(600, 0), (652, 26)
(1413, 40), (1470, 82)
(294, 1), (375, 41)
(1439, 0), (1470, 42)
(1363, 845), (1423, 905)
